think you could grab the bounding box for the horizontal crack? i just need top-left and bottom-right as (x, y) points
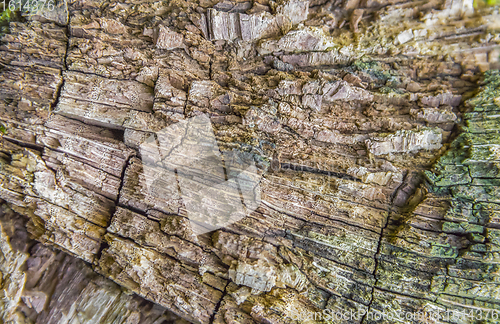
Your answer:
(280, 162), (362, 182)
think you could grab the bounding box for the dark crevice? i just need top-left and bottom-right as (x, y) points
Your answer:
(101, 229), (229, 287)
(2, 136), (44, 151)
(113, 154), (135, 215)
(64, 15), (70, 70)
(65, 68), (155, 86)
(262, 198), (381, 235)
(95, 241), (109, 261)
(50, 79), (65, 115)
(209, 281), (229, 324)
(100, 231), (178, 263)
(365, 285), (436, 303)
(289, 234), (377, 276)
(269, 183), (390, 213)
(209, 59), (213, 81)
(282, 239), (373, 309)
(280, 162), (362, 182)
(109, 128), (125, 142)
(28, 193), (106, 232)
(56, 94), (154, 114)
(96, 153), (135, 261)
(360, 173), (407, 323)
(112, 203), (216, 254)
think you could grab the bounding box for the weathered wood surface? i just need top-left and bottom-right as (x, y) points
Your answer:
(0, 203), (187, 324)
(1, 0), (500, 323)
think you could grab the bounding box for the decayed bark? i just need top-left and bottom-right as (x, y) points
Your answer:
(0, 203), (187, 323)
(1, 0), (500, 323)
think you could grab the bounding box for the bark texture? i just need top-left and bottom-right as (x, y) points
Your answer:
(1, 0), (500, 323)
(0, 204), (187, 323)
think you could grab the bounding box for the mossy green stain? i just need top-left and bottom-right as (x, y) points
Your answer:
(474, 0), (500, 8)
(429, 71), (500, 194)
(0, 9), (13, 36)
(0, 9), (24, 37)
(429, 243), (459, 258)
(350, 59), (395, 84)
(422, 71), (500, 263)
